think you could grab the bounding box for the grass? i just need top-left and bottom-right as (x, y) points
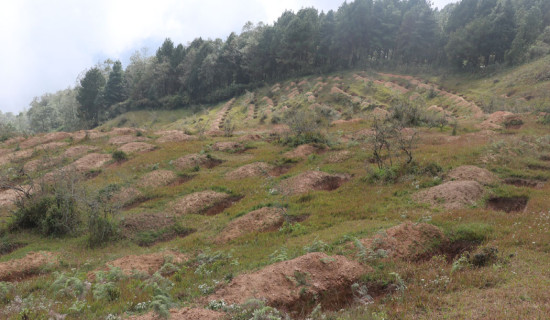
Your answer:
(1, 63), (550, 319)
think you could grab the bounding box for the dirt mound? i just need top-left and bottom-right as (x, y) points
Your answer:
(207, 252), (369, 313)
(326, 150), (352, 163)
(332, 118), (363, 125)
(96, 251), (187, 278)
(348, 129), (376, 141)
(226, 162), (274, 179)
(0, 149), (35, 166)
(126, 308), (225, 320)
(172, 154), (222, 170)
(238, 134), (262, 142)
(71, 153), (112, 172)
(108, 135), (149, 145)
(171, 191), (237, 216)
(139, 170), (178, 188)
(71, 130), (107, 141)
(0, 251), (58, 281)
(109, 128), (143, 136)
(215, 207), (285, 243)
(20, 132), (72, 149)
(477, 111), (514, 129)
(118, 142), (156, 154)
(283, 144), (319, 159)
(278, 171), (349, 195)
(63, 145), (98, 158)
(111, 187), (144, 208)
(155, 130), (197, 143)
(23, 158), (59, 173)
(413, 180), (484, 210)
(371, 107), (390, 119)
(0, 189), (21, 208)
(37, 141), (68, 151)
(2, 136), (26, 146)
(359, 222), (447, 260)
(446, 165), (498, 185)
(211, 141), (244, 152)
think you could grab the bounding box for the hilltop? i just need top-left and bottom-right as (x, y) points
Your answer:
(0, 60), (550, 319)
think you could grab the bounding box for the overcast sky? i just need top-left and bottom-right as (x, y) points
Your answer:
(0, 0), (456, 114)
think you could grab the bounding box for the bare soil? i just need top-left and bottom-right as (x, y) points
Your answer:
(332, 118), (363, 125)
(63, 145), (98, 158)
(111, 187), (144, 208)
(215, 207), (285, 243)
(155, 130), (197, 143)
(109, 128), (144, 136)
(278, 171), (350, 195)
(477, 111), (515, 129)
(359, 222), (447, 260)
(0, 251), (58, 282)
(139, 170), (178, 188)
(108, 135), (149, 145)
(120, 212), (176, 235)
(413, 181), (485, 210)
(0, 188), (21, 208)
(125, 308), (225, 320)
(118, 142), (156, 154)
(70, 153), (112, 172)
(19, 132), (72, 149)
(225, 162), (274, 180)
(503, 178), (545, 188)
(326, 150), (352, 163)
(486, 196), (529, 213)
(171, 191), (238, 216)
(207, 252), (369, 315)
(172, 154), (222, 170)
(283, 144), (321, 159)
(446, 165), (498, 185)
(93, 251), (187, 278)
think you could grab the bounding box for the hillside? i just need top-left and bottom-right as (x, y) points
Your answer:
(1, 64), (550, 319)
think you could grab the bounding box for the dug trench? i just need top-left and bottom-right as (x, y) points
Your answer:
(486, 196), (529, 213)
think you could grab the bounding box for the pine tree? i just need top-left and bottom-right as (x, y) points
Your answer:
(104, 60), (127, 107)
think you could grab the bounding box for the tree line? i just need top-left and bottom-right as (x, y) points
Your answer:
(3, 0), (550, 134)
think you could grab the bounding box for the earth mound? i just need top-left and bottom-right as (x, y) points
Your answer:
(171, 191), (237, 216)
(0, 189), (21, 208)
(139, 169), (178, 188)
(118, 142), (156, 154)
(111, 187), (144, 208)
(63, 145), (98, 158)
(283, 144), (321, 159)
(126, 308), (225, 320)
(108, 135), (149, 145)
(225, 162), (274, 179)
(326, 150), (352, 163)
(0, 251), (58, 281)
(477, 111), (515, 129)
(172, 154), (222, 170)
(71, 153), (112, 172)
(215, 207), (285, 243)
(120, 212), (175, 236)
(19, 132), (72, 149)
(413, 180), (484, 210)
(155, 130), (197, 143)
(94, 251), (187, 278)
(211, 141), (244, 152)
(207, 252), (369, 313)
(359, 222), (447, 260)
(446, 165), (498, 185)
(278, 171), (349, 195)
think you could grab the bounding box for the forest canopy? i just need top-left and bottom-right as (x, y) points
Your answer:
(4, 0), (550, 134)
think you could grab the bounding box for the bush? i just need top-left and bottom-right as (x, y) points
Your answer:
(112, 150), (128, 162)
(87, 211), (119, 248)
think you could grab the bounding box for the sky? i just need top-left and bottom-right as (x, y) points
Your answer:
(0, 0), (456, 114)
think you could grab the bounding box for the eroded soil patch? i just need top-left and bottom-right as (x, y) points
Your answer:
(0, 251), (58, 282)
(171, 191), (241, 216)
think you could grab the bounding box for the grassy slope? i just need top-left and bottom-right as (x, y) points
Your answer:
(1, 58), (550, 319)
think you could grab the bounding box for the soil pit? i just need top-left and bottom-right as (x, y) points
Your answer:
(486, 196), (528, 213)
(504, 178), (545, 188)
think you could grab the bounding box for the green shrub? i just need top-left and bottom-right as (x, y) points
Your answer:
(87, 211), (118, 248)
(112, 150), (128, 162)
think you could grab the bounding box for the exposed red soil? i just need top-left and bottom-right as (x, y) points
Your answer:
(225, 162), (274, 180)
(125, 308), (225, 320)
(91, 251), (187, 279)
(171, 191), (238, 216)
(413, 180), (485, 210)
(446, 165), (498, 185)
(358, 222), (447, 260)
(108, 135), (149, 145)
(70, 153), (112, 172)
(63, 145), (98, 158)
(155, 130), (197, 143)
(278, 171), (350, 195)
(139, 169), (178, 188)
(207, 252), (370, 315)
(215, 207), (285, 243)
(0, 251), (58, 282)
(118, 142), (156, 154)
(172, 154), (222, 170)
(283, 144), (321, 159)
(477, 111), (515, 129)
